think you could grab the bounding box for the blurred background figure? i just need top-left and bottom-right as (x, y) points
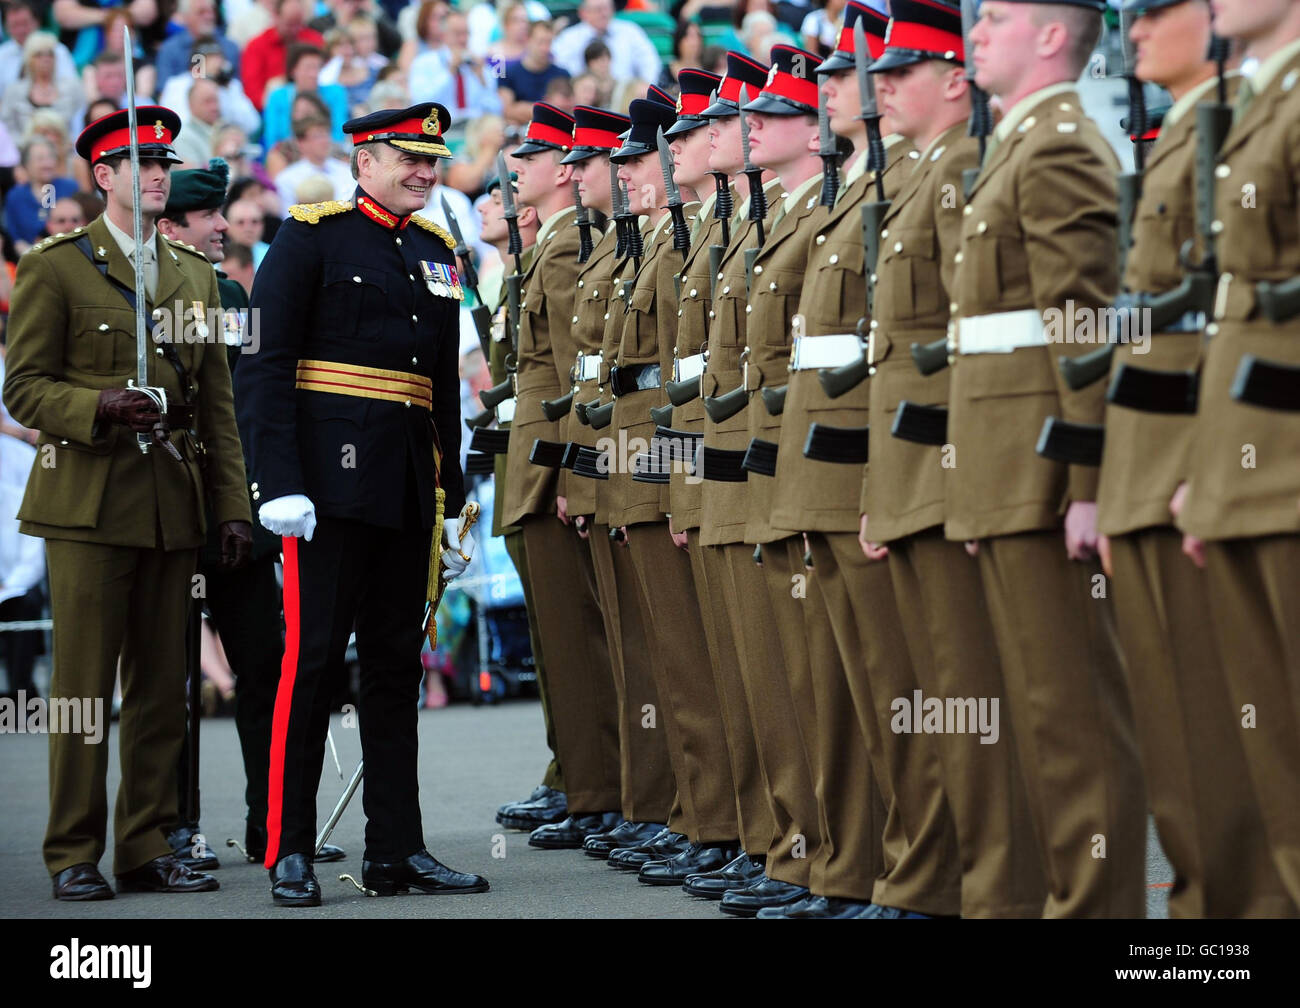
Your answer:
(2, 137), (78, 256)
(0, 1), (78, 91)
(261, 43), (349, 148)
(1, 31), (84, 144)
(552, 0), (662, 82)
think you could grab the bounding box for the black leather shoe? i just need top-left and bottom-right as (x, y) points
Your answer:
(52, 863), (114, 902)
(314, 843), (346, 863)
(607, 829), (691, 870)
(116, 854), (220, 894)
(497, 786), (567, 829)
(243, 822), (345, 864)
(167, 824), (220, 871)
(528, 811), (621, 850)
(758, 895), (829, 918)
(361, 849), (489, 895)
(582, 820), (664, 859)
(639, 842), (740, 885)
(719, 875), (808, 917)
(858, 903), (934, 918)
(269, 853), (321, 907)
(682, 851), (766, 899)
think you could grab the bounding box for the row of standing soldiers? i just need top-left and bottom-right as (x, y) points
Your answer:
(469, 0), (1300, 918)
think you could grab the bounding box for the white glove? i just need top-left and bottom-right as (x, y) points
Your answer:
(258, 494), (317, 541)
(441, 520), (476, 584)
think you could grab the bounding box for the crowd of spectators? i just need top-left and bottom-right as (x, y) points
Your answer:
(0, 0), (850, 329)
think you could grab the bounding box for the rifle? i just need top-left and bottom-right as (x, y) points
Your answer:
(480, 152), (523, 412)
(441, 193), (493, 362)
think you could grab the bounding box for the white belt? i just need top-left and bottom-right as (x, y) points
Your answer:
(956, 309), (1048, 354)
(673, 352), (706, 382)
(576, 354), (602, 382)
(790, 333), (863, 370)
(495, 398), (516, 424)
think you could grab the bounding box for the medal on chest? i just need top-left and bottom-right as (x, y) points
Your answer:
(421, 260), (464, 301)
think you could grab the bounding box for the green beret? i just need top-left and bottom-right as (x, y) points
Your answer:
(164, 158), (230, 216)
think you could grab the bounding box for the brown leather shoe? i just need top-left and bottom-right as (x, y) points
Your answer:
(116, 853), (220, 894)
(53, 863), (114, 901)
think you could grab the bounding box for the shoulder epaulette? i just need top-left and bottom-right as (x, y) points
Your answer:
(164, 235), (209, 259)
(288, 200), (354, 224)
(409, 215), (456, 251)
(28, 228), (87, 254)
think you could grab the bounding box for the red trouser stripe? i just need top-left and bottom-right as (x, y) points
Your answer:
(264, 535), (301, 868)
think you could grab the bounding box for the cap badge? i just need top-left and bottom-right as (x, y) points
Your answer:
(154, 120), (165, 139)
(766, 65), (779, 85)
(422, 114), (441, 135)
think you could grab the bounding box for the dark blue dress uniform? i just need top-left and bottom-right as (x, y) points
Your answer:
(235, 106), (467, 877)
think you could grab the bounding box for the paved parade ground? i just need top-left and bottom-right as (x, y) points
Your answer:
(0, 697), (1173, 920)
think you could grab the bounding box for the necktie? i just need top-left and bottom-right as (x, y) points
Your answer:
(455, 65), (467, 113)
(1232, 77), (1256, 125)
(132, 245), (158, 301)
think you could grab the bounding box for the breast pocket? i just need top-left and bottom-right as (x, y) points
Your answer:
(879, 226), (941, 323)
(321, 263), (388, 342)
(964, 203), (1030, 307)
(753, 266), (804, 348)
(520, 290), (547, 358)
(625, 284), (658, 360)
(69, 305), (134, 376)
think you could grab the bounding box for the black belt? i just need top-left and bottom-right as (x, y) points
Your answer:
(654, 426), (703, 461)
(561, 442), (581, 470)
(530, 439), (566, 468)
(1232, 354), (1300, 411)
(464, 452), (495, 476)
(891, 402), (947, 445)
(700, 446), (748, 482)
(632, 448), (671, 484)
(609, 363), (662, 397)
(803, 424), (868, 464)
(1107, 364), (1198, 414)
(1036, 417), (1103, 467)
(470, 427), (511, 454)
(571, 445), (610, 480)
(741, 438), (778, 477)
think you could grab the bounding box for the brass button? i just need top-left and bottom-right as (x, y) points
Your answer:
(250, 482), (258, 491)
(1215, 164), (1230, 179)
(955, 252), (964, 263)
(689, 288), (697, 297)
(409, 274), (414, 281)
(870, 273), (878, 284)
(98, 323), (109, 331)
(964, 205), (973, 216)
(893, 242), (902, 253)
(881, 229), (889, 238)
(1211, 220), (1224, 234)
(745, 305), (752, 314)
(412, 315), (418, 322)
(395, 236), (402, 245)
(709, 310), (716, 318)
(830, 254), (839, 265)
(578, 279), (585, 287)
(252, 490), (260, 500)
(353, 275), (362, 283)
(754, 265), (763, 275)
(156, 347), (165, 356)
(816, 235), (826, 245)
(412, 356), (419, 364)
(1206, 322), (1220, 336)
(404, 399), (411, 407)
(722, 285), (731, 294)
(870, 319), (879, 329)
(572, 315), (579, 323)
(950, 302), (959, 314)
(977, 221), (988, 233)
(769, 281), (777, 291)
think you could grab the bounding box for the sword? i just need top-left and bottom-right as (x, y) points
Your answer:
(737, 85), (765, 248)
(817, 79), (840, 207)
(572, 178), (595, 263)
(123, 25), (168, 456)
(657, 127), (690, 259)
(440, 193), (493, 360)
(853, 19), (887, 203)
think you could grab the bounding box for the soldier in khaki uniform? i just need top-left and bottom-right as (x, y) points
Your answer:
(4, 107), (251, 899)
(500, 103), (623, 847)
(949, 0), (1145, 917)
(479, 176), (571, 834)
(607, 90), (745, 886)
(1096, 0), (1293, 918)
(1174, 0), (1300, 906)
(691, 52), (812, 914)
(859, 0), (1044, 918)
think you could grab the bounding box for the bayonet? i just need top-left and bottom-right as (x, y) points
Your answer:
(496, 151), (522, 270)
(441, 193), (493, 359)
(959, 0), (990, 198)
(610, 157), (628, 260)
(657, 128), (691, 258)
(621, 177), (644, 268)
(572, 178), (594, 263)
(817, 81), (839, 207)
(737, 85), (766, 248)
(706, 90), (733, 247)
(854, 19), (886, 202)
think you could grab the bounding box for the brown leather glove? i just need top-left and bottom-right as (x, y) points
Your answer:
(95, 388), (162, 432)
(219, 520), (254, 570)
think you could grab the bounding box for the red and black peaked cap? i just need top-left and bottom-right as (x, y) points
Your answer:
(665, 68), (723, 138)
(343, 101), (453, 158)
(610, 97), (679, 162)
(870, 0), (964, 73)
(817, 1), (891, 74)
(742, 44), (821, 117)
(512, 102), (576, 156)
(703, 51), (771, 117)
(561, 106), (631, 164)
(76, 106), (183, 164)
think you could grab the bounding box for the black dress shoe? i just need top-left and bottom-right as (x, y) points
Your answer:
(167, 824), (220, 871)
(682, 851), (766, 899)
(313, 843), (346, 863)
(639, 842), (740, 886)
(582, 820), (663, 859)
(52, 863), (114, 902)
(607, 829), (691, 870)
(758, 895), (829, 918)
(528, 811), (621, 850)
(497, 787), (567, 829)
(361, 849), (489, 895)
(269, 853), (321, 907)
(719, 875), (808, 917)
(116, 854), (220, 894)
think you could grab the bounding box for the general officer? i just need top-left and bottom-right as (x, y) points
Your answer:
(4, 106), (250, 900)
(235, 102), (488, 907)
(156, 159), (346, 868)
